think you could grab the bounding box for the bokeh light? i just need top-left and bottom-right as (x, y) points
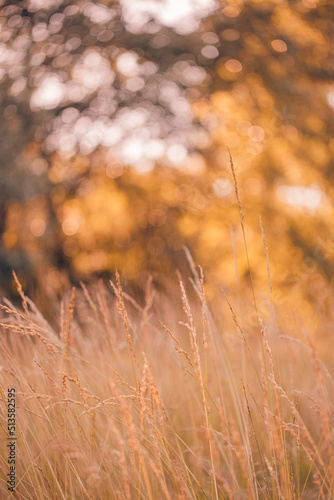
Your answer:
(0, 0), (333, 317)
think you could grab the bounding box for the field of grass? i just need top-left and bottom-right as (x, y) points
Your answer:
(0, 260), (333, 499)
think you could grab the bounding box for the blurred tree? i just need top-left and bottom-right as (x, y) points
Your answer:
(0, 0), (217, 291)
(1, 0), (334, 311)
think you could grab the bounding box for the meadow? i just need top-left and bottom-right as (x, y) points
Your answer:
(0, 2), (333, 498)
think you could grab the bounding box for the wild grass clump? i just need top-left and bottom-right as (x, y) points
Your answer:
(0, 264), (333, 499)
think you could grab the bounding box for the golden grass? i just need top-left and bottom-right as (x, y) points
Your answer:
(0, 265), (333, 500)
(1, 156), (333, 499)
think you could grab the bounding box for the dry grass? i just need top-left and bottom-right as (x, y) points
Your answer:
(1, 158), (333, 499)
(0, 265), (333, 500)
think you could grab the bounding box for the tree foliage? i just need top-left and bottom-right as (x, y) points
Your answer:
(1, 0), (334, 312)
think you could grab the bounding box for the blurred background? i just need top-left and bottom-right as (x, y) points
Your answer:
(1, 0), (334, 321)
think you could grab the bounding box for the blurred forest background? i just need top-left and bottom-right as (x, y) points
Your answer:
(0, 0), (334, 320)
